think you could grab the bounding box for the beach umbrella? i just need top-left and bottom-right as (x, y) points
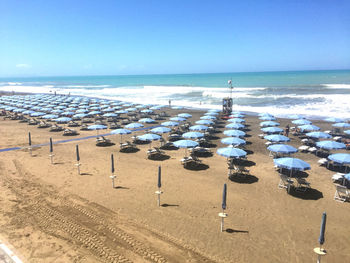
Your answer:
(189, 125), (209, 131)
(332, 122), (350, 128)
(139, 118), (156, 123)
(196, 119), (214, 125)
(225, 123), (245, 130)
(42, 114), (59, 120)
(49, 138), (54, 164)
(264, 134), (290, 142)
(55, 117), (72, 123)
(219, 183), (228, 232)
(306, 132), (332, 139)
(267, 144), (298, 154)
(151, 127), (171, 134)
(316, 140), (346, 150)
(161, 121), (179, 127)
(328, 153), (350, 164)
(221, 137), (246, 146)
(31, 112), (46, 117)
(73, 113), (88, 119)
(261, 127), (283, 134)
(116, 110), (128, 114)
(178, 113), (192, 118)
(217, 147), (247, 159)
(288, 114), (304, 119)
(231, 113), (245, 118)
(137, 133), (161, 148)
(344, 173), (350, 181)
(259, 116), (276, 121)
(88, 124), (107, 136)
(173, 139), (199, 156)
(318, 212), (327, 246)
(259, 113), (274, 117)
(103, 113), (118, 117)
(61, 111), (75, 116)
(169, 116), (186, 122)
(227, 118), (245, 123)
(345, 130), (350, 135)
(23, 110), (36, 115)
(224, 129), (246, 137)
(140, 109), (153, 114)
(182, 131), (204, 139)
(155, 165), (163, 206)
(260, 121), (280, 127)
(125, 122), (144, 129)
(110, 154), (116, 188)
(205, 112), (218, 116)
(273, 157), (311, 172)
(200, 115), (216, 120)
(111, 128), (132, 143)
(325, 117), (344, 123)
(75, 144), (81, 174)
(298, 124), (320, 132)
(292, 119), (312, 125)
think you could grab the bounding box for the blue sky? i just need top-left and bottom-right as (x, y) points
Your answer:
(0, 0), (349, 77)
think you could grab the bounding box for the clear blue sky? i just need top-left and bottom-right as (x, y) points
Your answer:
(0, 0), (349, 77)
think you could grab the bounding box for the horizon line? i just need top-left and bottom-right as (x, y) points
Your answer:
(1, 68), (349, 79)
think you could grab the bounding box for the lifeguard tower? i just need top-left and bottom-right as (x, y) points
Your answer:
(222, 80), (233, 117)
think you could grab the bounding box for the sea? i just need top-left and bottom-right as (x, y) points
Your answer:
(0, 70), (350, 119)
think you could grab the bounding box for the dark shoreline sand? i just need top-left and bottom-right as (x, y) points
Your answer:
(0, 94), (349, 262)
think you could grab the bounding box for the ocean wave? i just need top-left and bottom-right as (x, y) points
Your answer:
(322, 84), (350, 89)
(61, 85), (112, 88)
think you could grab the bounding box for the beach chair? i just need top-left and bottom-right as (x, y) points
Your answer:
(295, 178), (311, 192)
(298, 145), (309, 152)
(38, 121), (51, 128)
(49, 124), (64, 132)
(68, 121), (80, 127)
(278, 174), (294, 193)
(63, 128), (79, 136)
(334, 184), (350, 202)
(28, 118), (39, 125)
(96, 136), (113, 146)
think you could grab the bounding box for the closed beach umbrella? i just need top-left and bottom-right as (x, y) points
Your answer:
(225, 123), (245, 129)
(28, 132), (32, 146)
(161, 121), (179, 127)
(221, 137), (246, 146)
(264, 134), (290, 142)
(292, 119), (312, 125)
(189, 125), (209, 131)
(273, 157), (311, 171)
(76, 145), (80, 162)
(306, 131), (332, 139)
(158, 166), (161, 188)
(316, 140), (346, 150)
(217, 147), (247, 158)
(298, 124), (320, 132)
(267, 144), (298, 154)
(222, 183), (227, 210)
(328, 153), (350, 164)
(49, 137), (53, 153)
(111, 154), (115, 174)
(182, 131), (204, 139)
(125, 122), (144, 129)
(223, 129), (246, 137)
(318, 212), (327, 246)
(260, 121), (280, 127)
(261, 127), (283, 134)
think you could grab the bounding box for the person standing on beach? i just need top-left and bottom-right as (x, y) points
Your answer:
(169, 99), (171, 107)
(285, 124), (290, 137)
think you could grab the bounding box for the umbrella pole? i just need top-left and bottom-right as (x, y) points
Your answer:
(76, 162), (81, 175)
(155, 187), (163, 207)
(29, 146), (32, 156)
(110, 174), (116, 188)
(218, 209), (227, 232)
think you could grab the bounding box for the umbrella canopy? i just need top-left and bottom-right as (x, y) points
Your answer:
(259, 116), (276, 121)
(227, 118), (245, 123)
(161, 121), (179, 127)
(55, 117), (72, 123)
(267, 144), (298, 154)
(111, 128), (132, 135)
(42, 114), (59, 119)
(139, 118), (156, 123)
(217, 147), (247, 158)
(103, 113), (118, 117)
(328, 153), (350, 164)
(223, 129), (246, 137)
(292, 119), (312, 125)
(306, 131), (332, 139)
(178, 113), (192, 118)
(332, 122), (350, 128)
(151, 126), (171, 134)
(125, 122), (144, 129)
(345, 130), (350, 135)
(173, 139), (199, 148)
(298, 124), (320, 132)
(169, 117), (186, 122)
(225, 123), (245, 129)
(288, 114), (304, 119)
(195, 119), (214, 125)
(221, 137), (246, 146)
(325, 117), (344, 123)
(200, 115), (216, 120)
(182, 131), (204, 139)
(260, 121), (280, 127)
(189, 125), (209, 131)
(316, 140), (346, 150)
(264, 134), (290, 142)
(137, 133), (161, 141)
(273, 157), (311, 171)
(261, 127), (283, 134)
(87, 124), (107, 130)
(259, 113), (274, 117)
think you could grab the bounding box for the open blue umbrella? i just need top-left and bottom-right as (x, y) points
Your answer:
(42, 114), (59, 119)
(227, 118), (245, 123)
(182, 131), (204, 139)
(103, 113), (118, 117)
(267, 144), (298, 154)
(264, 134), (290, 142)
(259, 115), (276, 121)
(55, 117), (72, 123)
(223, 129), (246, 137)
(87, 124), (107, 136)
(151, 126), (171, 134)
(200, 115), (216, 120)
(125, 122), (144, 129)
(217, 147), (247, 158)
(328, 153), (350, 164)
(31, 112), (46, 117)
(316, 140), (346, 150)
(261, 127), (283, 134)
(292, 119), (312, 125)
(221, 137), (246, 146)
(189, 125), (209, 131)
(345, 130), (350, 135)
(306, 131), (332, 139)
(161, 121), (179, 127)
(332, 122), (350, 128)
(178, 113), (192, 118)
(170, 116), (186, 122)
(173, 139), (198, 148)
(273, 157), (311, 171)
(298, 124), (320, 132)
(225, 123), (245, 129)
(139, 118), (156, 123)
(137, 133), (161, 141)
(325, 117), (344, 123)
(196, 119), (214, 125)
(260, 121), (280, 127)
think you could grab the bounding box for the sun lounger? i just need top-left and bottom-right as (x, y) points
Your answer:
(318, 158), (328, 166)
(63, 128), (79, 136)
(28, 118), (39, 125)
(119, 141), (136, 151)
(96, 136), (113, 146)
(38, 121), (51, 128)
(50, 124), (64, 132)
(296, 178), (311, 192)
(308, 147), (317, 154)
(334, 184), (350, 202)
(278, 174), (294, 193)
(68, 121), (80, 127)
(147, 147), (165, 158)
(298, 145), (309, 152)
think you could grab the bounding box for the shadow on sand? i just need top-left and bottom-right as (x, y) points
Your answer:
(289, 188), (323, 200)
(229, 174), (259, 184)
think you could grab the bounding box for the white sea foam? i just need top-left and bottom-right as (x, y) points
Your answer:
(322, 84), (350, 89)
(62, 85), (112, 88)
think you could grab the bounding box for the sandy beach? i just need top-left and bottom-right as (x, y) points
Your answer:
(0, 101), (349, 263)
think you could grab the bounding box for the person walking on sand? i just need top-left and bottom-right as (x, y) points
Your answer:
(285, 124), (290, 137)
(169, 99), (171, 107)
